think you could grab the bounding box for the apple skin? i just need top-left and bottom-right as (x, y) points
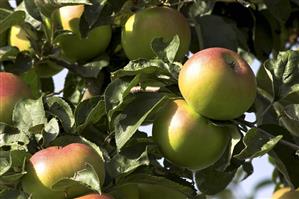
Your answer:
(21, 143), (105, 199)
(121, 6), (191, 60)
(75, 193), (114, 199)
(152, 99), (232, 170)
(9, 25), (31, 52)
(0, 72), (31, 123)
(56, 5), (112, 62)
(178, 47), (256, 120)
(9, 26), (63, 77)
(272, 187), (299, 199)
(109, 183), (188, 199)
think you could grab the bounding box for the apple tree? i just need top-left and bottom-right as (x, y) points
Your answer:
(1, 0), (299, 198)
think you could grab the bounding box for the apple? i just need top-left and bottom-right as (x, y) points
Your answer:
(56, 5), (112, 62)
(0, 72), (31, 123)
(9, 25), (31, 52)
(75, 193), (114, 199)
(272, 187), (299, 199)
(22, 143), (105, 199)
(9, 25), (63, 77)
(121, 6), (191, 60)
(109, 183), (188, 199)
(152, 99), (232, 170)
(178, 47), (256, 120)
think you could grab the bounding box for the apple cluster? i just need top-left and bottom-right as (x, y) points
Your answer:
(153, 48), (257, 170)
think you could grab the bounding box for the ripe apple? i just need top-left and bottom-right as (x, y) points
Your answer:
(272, 187), (299, 199)
(178, 47), (256, 120)
(109, 183), (188, 199)
(152, 99), (232, 170)
(0, 72), (31, 123)
(9, 26), (63, 77)
(75, 193), (114, 199)
(56, 5), (112, 62)
(121, 6), (191, 60)
(22, 143), (105, 199)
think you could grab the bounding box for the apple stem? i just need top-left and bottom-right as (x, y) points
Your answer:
(192, 171), (201, 194)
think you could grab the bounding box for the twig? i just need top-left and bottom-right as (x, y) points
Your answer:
(130, 86), (160, 93)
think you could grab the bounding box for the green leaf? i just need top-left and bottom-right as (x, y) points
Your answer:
(123, 174), (195, 198)
(42, 118), (60, 147)
(34, 0), (91, 17)
(12, 97), (47, 132)
(0, 47), (19, 62)
(20, 69), (41, 99)
(63, 72), (85, 105)
(0, 189), (28, 199)
(107, 146), (150, 178)
(264, 50), (299, 104)
(0, 150), (30, 188)
(264, 0), (291, 22)
(46, 96), (75, 133)
(75, 97), (106, 132)
(261, 124), (299, 187)
(111, 59), (178, 82)
(0, 10), (25, 34)
(114, 93), (166, 150)
(104, 76), (140, 121)
(151, 35), (180, 63)
(52, 163), (101, 193)
(194, 15), (239, 51)
(234, 127), (282, 160)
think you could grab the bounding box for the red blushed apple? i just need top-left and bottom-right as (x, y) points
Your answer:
(153, 99), (232, 170)
(22, 143), (105, 199)
(75, 193), (114, 199)
(0, 72), (31, 123)
(178, 47), (256, 120)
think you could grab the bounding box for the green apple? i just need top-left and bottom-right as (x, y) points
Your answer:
(75, 193), (114, 199)
(121, 6), (191, 60)
(56, 5), (112, 62)
(9, 25), (31, 52)
(152, 99), (232, 170)
(22, 143), (105, 199)
(109, 183), (188, 199)
(0, 72), (31, 123)
(178, 47), (256, 120)
(272, 187), (299, 199)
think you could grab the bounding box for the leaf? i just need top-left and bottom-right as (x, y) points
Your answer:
(63, 72), (85, 105)
(195, 166), (237, 195)
(0, 150), (30, 188)
(75, 97), (106, 132)
(52, 163), (101, 193)
(20, 69), (41, 99)
(42, 118), (60, 147)
(111, 59), (179, 82)
(194, 15), (239, 51)
(234, 127), (282, 160)
(0, 10), (25, 34)
(264, 50), (299, 105)
(123, 174), (196, 198)
(0, 47), (19, 62)
(104, 76), (140, 121)
(46, 96), (75, 133)
(0, 189), (28, 199)
(114, 93), (166, 150)
(151, 35), (180, 63)
(261, 124), (299, 187)
(107, 146), (150, 178)
(34, 0), (91, 17)
(264, 0), (291, 22)
(12, 97), (47, 132)
(0, 129), (29, 151)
